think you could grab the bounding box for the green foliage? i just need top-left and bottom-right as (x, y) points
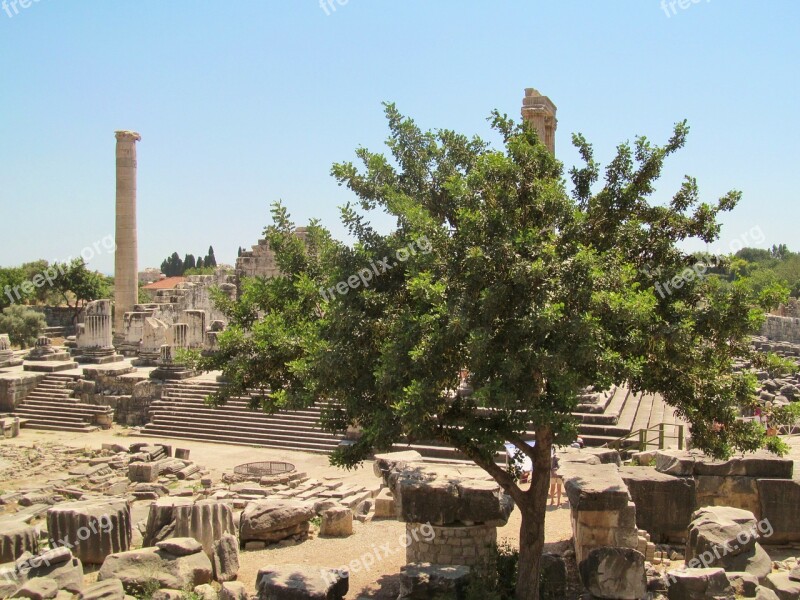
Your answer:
(466, 542), (519, 600)
(50, 259), (110, 321)
(0, 304), (47, 347)
(160, 246), (218, 277)
(198, 104), (775, 599)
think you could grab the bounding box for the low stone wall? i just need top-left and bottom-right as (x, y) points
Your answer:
(71, 370), (161, 426)
(405, 522), (496, 570)
(761, 314), (800, 344)
(621, 450), (798, 544)
(31, 306), (84, 333)
(0, 372), (44, 412)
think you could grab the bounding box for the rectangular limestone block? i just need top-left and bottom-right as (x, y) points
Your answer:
(758, 478), (800, 543)
(619, 466), (695, 543)
(695, 476), (761, 519)
(374, 488), (397, 518)
(561, 463), (631, 511)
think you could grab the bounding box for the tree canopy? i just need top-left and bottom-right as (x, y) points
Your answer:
(197, 104), (784, 599)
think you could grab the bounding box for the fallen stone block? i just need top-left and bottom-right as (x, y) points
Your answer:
(539, 553), (567, 600)
(398, 563), (470, 600)
(695, 475), (761, 519)
(155, 538), (203, 557)
(373, 488), (396, 519)
(655, 450), (793, 478)
(19, 553), (84, 595)
(319, 507), (353, 538)
(218, 581), (248, 600)
(97, 547), (212, 594)
(726, 571), (759, 598)
(77, 578), (126, 600)
(578, 547), (646, 600)
(211, 534), (239, 583)
(765, 572), (800, 600)
(239, 500), (315, 544)
(256, 564), (348, 600)
(667, 567), (736, 599)
(11, 576), (58, 600)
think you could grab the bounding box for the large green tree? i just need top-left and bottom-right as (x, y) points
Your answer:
(199, 105), (783, 600)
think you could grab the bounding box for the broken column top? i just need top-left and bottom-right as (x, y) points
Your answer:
(373, 451), (514, 526)
(115, 130), (141, 141)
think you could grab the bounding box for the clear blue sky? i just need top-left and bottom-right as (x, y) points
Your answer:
(1, 1), (797, 274)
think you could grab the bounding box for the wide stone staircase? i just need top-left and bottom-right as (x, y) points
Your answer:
(139, 380), (345, 454)
(12, 374), (113, 432)
(392, 385), (688, 462)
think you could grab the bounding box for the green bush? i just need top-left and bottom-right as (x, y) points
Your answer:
(0, 304), (47, 348)
(466, 541), (519, 600)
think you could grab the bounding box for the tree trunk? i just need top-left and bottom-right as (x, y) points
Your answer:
(515, 444), (552, 600)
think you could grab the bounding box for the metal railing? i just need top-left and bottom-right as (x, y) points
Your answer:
(604, 422), (686, 452)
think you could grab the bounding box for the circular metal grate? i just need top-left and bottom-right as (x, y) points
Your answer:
(233, 461), (295, 478)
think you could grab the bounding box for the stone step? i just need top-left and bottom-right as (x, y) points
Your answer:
(23, 422), (98, 433)
(13, 405), (111, 420)
(142, 417), (340, 443)
(137, 425), (341, 453)
(148, 404), (324, 424)
(13, 409), (93, 425)
(147, 411), (332, 433)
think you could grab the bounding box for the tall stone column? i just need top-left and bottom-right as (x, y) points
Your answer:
(113, 130), (141, 341)
(521, 88), (557, 155)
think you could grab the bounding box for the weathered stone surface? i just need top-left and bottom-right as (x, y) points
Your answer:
(655, 450), (793, 478)
(97, 547), (212, 593)
(578, 547), (646, 600)
(619, 467), (695, 542)
(20, 554), (84, 595)
(218, 581), (248, 600)
(150, 591), (183, 600)
(392, 465), (514, 526)
(12, 577), (58, 600)
(561, 463), (631, 511)
(192, 584), (217, 600)
(143, 499), (236, 556)
(0, 520), (39, 563)
(78, 578), (126, 600)
(319, 507), (352, 538)
(539, 553), (567, 600)
(758, 478), (800, 543)
(47, 499), (132, 565)
(687, 506), (758, 559)
(666, 567), (734, 600)
(311, 500), (338, 515)
(155, 538), (203, 557)
(695, 475), (761, 518)
(687, 507), (771, 583)
(765, 572), (800, 600)
(239, 500), (315, 544)
(373, 488), (396, 519)
(256, 564), (348, 600)
(754, 585), (781, 600)
(726, 572), (759, 598)
(398, 563), (470, 600)
(211, 534), (239, 583)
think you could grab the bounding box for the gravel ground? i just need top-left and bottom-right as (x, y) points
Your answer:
(1, 426), (578, 598)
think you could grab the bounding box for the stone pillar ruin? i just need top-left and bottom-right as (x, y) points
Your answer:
(77, 300), (122, 364)
(373, 451), (514, 573)
(113, 130), (141, 342)
(47, 499), (132, 565)
(184, 310), (206, 349)
(0, 334), (12, 369)
(521, 88), (557, 155)
(135, 316), (169, 366)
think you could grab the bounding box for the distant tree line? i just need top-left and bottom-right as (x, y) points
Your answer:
(160, 246), (217, 277)
(706, 245), (800, 299)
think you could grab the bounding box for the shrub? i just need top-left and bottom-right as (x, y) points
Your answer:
(0, 304), (46, 348)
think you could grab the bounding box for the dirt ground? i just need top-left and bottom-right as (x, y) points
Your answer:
(0, 425), (575, 598)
